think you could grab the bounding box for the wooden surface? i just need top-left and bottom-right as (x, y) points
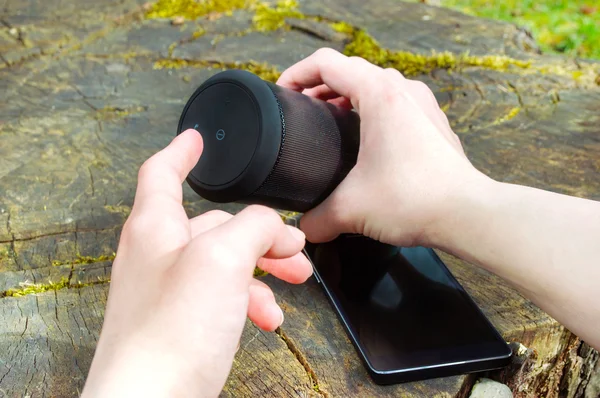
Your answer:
(1, 0), (599, 396)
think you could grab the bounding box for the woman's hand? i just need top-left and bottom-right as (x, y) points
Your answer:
(83, 130), (313, 397)
(279, 48), (600, 351)
(278, 48), (486, 247)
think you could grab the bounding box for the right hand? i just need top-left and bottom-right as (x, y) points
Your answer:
(277, 48), (489, 247)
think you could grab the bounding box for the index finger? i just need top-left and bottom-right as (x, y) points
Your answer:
(277, 48), (381, 108)
(133, 129), (203, 212)
(180, 206), (306, 282)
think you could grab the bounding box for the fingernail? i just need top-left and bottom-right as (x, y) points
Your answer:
(287, 225), (305, 242)
(279, 307), (285, 326)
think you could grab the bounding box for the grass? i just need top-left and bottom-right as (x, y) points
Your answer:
(437, 0), (600, 59)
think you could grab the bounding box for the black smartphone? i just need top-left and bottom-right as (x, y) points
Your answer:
(304, 235), (512, 384)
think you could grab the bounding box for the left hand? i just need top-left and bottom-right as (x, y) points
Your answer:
(83, 129), (313, 397)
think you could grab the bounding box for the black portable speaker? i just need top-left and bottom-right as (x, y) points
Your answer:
(177, 69), (360, 212)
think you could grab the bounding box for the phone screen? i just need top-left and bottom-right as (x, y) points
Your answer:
(305, 235), (510, 373)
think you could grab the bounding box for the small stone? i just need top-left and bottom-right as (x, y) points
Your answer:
(8, 27), (18, 37)
(171, 16), (185, 26)
(469, 378), (513, 398)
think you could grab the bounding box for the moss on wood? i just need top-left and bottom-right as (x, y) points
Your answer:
(252, 0), (303, 32)
(334, 25), (531, 76)
(153, 59), (281, 82)
(493, 107), (521, 125)
(51, 253), (116, 267)
(3, 277), (70, 297)
(253, 267), (268, 277)
(145, 0), (252, 20)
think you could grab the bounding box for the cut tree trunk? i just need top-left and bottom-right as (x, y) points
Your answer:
(1, 0), (599, 397)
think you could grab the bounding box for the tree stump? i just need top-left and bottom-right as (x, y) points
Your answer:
(1, 0), (599, 396)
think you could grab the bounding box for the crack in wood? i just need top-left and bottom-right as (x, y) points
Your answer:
(0, 277), (110, 299)
(0, 364), (12, 385)
(5, 212), (21, 270)
(454, 77), (485, 130)
(506, 81), (525, 108)
(0, 225), (121, 244)
(288, 24), (330, 41)
(87, 166), (95, 197)
(456, 373), (478, 398)
(6, 211), (11, 237)
(275, 327), (328, 397)
(19, 316), (28, 338)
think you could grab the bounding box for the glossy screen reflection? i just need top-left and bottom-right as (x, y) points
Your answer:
(305, 235), (508, 372)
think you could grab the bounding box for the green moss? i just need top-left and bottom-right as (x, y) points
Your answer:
(241, 61), (281, 82)
(278, 211), (299, 221)
(461, 52), (531, 70)
(253, 266), (268, 277)
(168, 42), (178, 57)
(52, 253), (116, 267)
(143, 0), (306, 32)
(493, 107), (521, 125)
(571, 70), (583, 81)
(330, 21), (355, 35)
(252, 0), (303, 32)
(278, 210), (300, 227)
(2, 276), (111, 298)
(3, 277), (70, 297)
(153, 59), (281, 82)
(342, 29), (531, 76)
(0, 247), (9, 260)
(535, 63), (600, 85)
(191, 27), (206, 39)
(145, 0), (251, 20)
(153, 58), (205, 69)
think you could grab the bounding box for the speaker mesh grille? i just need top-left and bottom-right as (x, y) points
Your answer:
(250, 84), (343, 210)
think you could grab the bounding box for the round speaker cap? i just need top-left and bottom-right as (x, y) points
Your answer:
(180, 82), (260, 186)
(177, 69), (283, 203)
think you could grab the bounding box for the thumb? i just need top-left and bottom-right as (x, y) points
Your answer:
(300, 185), (358, 243)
